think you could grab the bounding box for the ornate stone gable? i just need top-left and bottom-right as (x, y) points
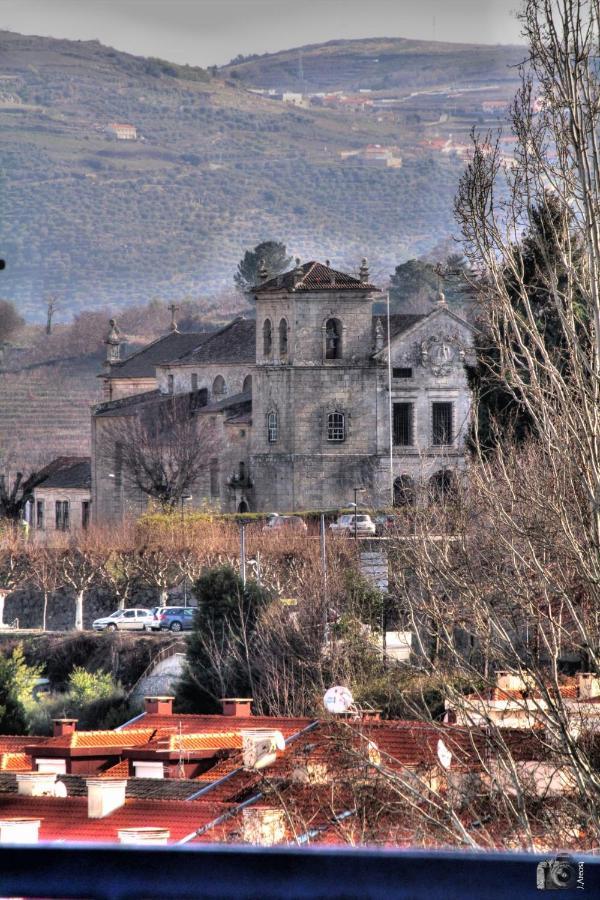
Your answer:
(419, 333), (466, 377)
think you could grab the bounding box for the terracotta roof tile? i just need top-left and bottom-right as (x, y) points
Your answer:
(127, 713), (312, 739)
(254, 261), (378, 293)
(0, 752), (32, 772)
(0, 795), (229, 844)
(163, 732), (243, 752)
(99, 760), (129, 778)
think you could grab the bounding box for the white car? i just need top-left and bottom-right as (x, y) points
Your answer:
(329, 514), (376, 536)
(92, 608), (154, 632)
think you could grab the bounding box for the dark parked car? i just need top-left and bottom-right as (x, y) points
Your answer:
(152, 606), (195, 632)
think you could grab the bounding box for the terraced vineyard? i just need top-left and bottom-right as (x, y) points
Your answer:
(0, 30), (521, 320)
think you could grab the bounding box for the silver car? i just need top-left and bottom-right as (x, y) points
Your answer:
(92, 608), (154, 632)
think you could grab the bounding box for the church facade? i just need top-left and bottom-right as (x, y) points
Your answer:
(91, 260), (474, 521)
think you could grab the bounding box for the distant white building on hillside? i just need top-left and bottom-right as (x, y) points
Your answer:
(106, 122), (137, 140)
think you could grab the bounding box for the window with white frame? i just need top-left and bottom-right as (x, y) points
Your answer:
(267, 410), (278, 443)
(327, 411), (345, 442)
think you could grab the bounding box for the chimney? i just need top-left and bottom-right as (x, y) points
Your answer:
(360, 710), (382, 722)
(578, 673), (600, 700)
(16, 772), (57, 797)
(0, 818), (41, 844)
(86, 779), (127, 819)
(221, 698), (252, 718)
(53, 718), (78, 738)
(118, 827), (170, 845)
(495, 671), (534, 693)
(144, 696), (174, 716)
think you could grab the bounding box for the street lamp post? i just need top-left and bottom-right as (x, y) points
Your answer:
(352, 487), (365, 541)
(180, 494), (192, 526)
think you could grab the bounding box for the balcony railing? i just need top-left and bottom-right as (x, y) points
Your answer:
(0, 844), (597, 899)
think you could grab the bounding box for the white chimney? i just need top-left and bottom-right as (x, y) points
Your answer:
(242, 807), (285, 846)
(118, 827), (170, 845)
(16, 772), (57, 797)
(0, 818), (41, 844)
(86, 779), (127, 819)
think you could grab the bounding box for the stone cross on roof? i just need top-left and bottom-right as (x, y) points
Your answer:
(168, 303), (180, 332)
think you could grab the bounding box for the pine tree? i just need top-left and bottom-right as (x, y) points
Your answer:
(234, 241), (292, 292)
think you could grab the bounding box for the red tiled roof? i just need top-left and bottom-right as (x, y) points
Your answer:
(0, 752), (32, 772)
(0, 795), (229, 844)
(160, 732), (243, 753)
(254, 261), (379, 293)
(99, 760), (129, 778)
(38, 728), (155, 751)
(0, 735), (46, 752)
(127, 713), (312, 739)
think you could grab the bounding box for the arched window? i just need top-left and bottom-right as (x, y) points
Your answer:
(267, 410), (278, 443)
(429, 469), (457, 503)
(238, 499), (249, 513)
(325, 318), (342, 360)
(327, 411), (345, 442)
(242, 374), (252, 394)
(279, 318), (288, 357)
(263, 318), (272, 356)
(393, 475), (416, 507)
(212, 375), (226, 397)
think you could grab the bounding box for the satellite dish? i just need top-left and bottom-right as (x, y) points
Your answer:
(323, 685), (354, 714)
(437, 738), (452, 770)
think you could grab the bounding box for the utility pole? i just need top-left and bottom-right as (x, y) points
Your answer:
(240, 522), (246, 586)
(320, 513), (328, 638)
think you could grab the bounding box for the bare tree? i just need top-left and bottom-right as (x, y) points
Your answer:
(105, 395), (218, 511)
(25, 545), (63, 631)
(57, 532), (107, 631)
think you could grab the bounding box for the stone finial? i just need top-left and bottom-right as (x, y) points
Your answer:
(168, 302), (180, 332)
(258, 259), (269, 283)
(437, 290), (447, 306)
(105, 318), (121, 365)
(359, 257), (369, 283)
(374, 317), (385, 352)
(292, 257), (303, 288)
(325, 259), (331, 267)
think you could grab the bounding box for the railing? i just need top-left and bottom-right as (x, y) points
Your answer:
(126, 639), (187, 700)
(0, 844), (597, 899)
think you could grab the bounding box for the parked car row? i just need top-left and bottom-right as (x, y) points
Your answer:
(92, 606), (195, 633)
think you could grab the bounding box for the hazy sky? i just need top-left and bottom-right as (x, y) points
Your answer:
(0, 0), (524, 68)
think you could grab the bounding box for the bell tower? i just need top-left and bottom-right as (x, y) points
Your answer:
(250, 259), (380, 511)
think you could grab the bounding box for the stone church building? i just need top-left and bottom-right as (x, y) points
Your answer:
(92, 260), (474, 521)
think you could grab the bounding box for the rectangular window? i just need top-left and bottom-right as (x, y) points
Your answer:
(432, 402), (453, 445)
(393, 402), (414, 446)
(167, 374), (174, 394)
(267, 411), (278, 443)
(209, 458), (219, 499)
(82, 501), (90, 530)
(36, 500), (44, 530)
(191, 373), (198, 391)
(327, 411), (345, 442)
(55, 500), (70, 531)
(393, 367), (413, 379)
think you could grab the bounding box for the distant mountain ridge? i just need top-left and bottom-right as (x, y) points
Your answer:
(0, 30), (521, 321)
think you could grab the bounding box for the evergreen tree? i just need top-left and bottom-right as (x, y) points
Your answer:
(0, 652), (27, 734)
(470, 192), (583, 450)
(177, 565), (272, 712)
(234, 241), (292, 292)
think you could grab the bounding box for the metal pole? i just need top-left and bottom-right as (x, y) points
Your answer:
(180, 496), (184, 527)
(255, 549), (261, 587)
(354, 488), (358, 542)
(386, 290), (394, 506)
(320, 513), (328, 628)
(240, 523), (246, 586)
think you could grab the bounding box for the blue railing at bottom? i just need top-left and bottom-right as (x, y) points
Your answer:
(0, 843), (597, 899)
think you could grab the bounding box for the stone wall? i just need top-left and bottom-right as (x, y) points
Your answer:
(3, 584), (164, 632)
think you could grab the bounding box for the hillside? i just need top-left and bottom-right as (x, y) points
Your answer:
(222, 36), (525, 92)
(0, 31), (522, 320)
